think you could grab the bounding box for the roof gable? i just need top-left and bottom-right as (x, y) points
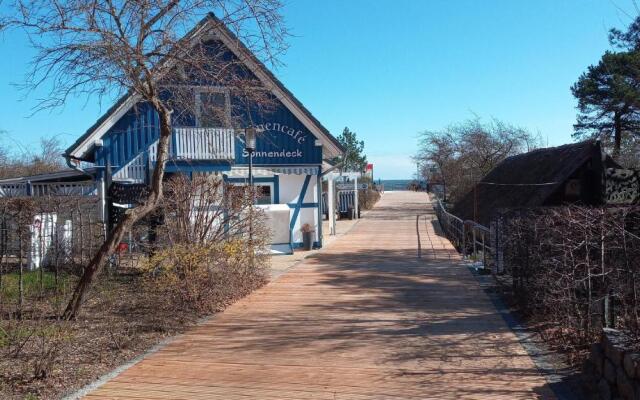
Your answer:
(65, 13), (344, 162)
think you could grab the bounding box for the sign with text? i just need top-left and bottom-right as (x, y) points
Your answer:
(336, 183), (368, 190)
(235, 103), (323, 165)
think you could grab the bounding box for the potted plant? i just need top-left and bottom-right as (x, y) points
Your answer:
(301, 223), (315, 250)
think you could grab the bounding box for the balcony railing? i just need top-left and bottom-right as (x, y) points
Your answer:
(148, 127), (235, 162)
(115, 127), (236, 182)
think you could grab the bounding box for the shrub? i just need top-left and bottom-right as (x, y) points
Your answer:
(359, 188), (381, 210)
(142, 175), (271, 314)
(144, 240), (268, 314)
(499, 206), (640, 361)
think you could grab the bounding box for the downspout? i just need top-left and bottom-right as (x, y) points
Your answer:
(64, 154), (95, 179)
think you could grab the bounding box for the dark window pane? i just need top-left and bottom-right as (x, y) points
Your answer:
(199, 92), (227, 127)
(256, 185), (272, 205)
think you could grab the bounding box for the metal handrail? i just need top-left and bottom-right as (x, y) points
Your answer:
(434, 200), (464, 247)
(463, 219), (492, 268)
(434, 200), (494, 270)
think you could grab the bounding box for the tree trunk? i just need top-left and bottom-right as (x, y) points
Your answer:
(62, 104), (172, 320)
(613, 111), (622, 159)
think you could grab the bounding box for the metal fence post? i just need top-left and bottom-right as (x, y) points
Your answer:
(472, 227), (477, 261)
(482, 232), (486, 268)
(462, 223), (466, 259)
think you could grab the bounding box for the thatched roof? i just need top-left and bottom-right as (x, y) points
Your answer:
(451, 140), (607, 226)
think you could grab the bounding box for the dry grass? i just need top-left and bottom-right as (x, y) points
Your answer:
(0, 264), (268, 399)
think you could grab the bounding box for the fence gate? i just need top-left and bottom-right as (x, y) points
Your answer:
(108, 182), (150, 228)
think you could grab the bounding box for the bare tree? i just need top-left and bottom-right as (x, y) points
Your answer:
(0, 135), (65, 178)
(417, 117), (541, 203)
(3, 0), (288, 318)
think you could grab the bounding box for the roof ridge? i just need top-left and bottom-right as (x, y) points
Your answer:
(500, 139), (596, 163)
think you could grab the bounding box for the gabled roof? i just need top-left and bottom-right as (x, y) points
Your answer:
(65, 13), (344, 162)
(451, 140), (606, 226)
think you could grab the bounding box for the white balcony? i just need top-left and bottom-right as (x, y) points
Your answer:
(115, 128), (236, 182)
(148, 127), (236, 162)
(172, 127), (235, 160)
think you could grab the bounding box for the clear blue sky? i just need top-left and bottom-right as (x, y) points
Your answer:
(0, 1), (636, 178)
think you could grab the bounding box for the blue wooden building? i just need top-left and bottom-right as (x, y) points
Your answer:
(0, 14), (344, 252)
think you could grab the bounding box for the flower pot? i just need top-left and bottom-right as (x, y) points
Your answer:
(302, 231), (314, 250)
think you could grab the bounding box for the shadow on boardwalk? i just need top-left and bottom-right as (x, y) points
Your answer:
(82, 192), (562, 400)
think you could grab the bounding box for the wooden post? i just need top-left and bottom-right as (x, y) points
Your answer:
(328, 174), (335, 235)
(482, 231), (486, 268)
(316, 173), (322, 247)
(354, 176), (359, 219)
(416, 215), (421, 258)
(97, 177), (107, 237)
(105, 160), (113, 234)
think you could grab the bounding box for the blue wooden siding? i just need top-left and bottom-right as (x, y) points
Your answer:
(94, 96), (322, 178)
(234, 101), (322, 166)
(95, 102), (160, 170)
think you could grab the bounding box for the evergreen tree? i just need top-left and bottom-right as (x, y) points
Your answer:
(335, 127), (368, 172)
(571, 50), (640, 158)
(572, 17), (640, 160)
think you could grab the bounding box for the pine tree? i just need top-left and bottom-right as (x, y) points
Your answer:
(571, 50), (640, 158)
(335, 127), (368, 172)
(572, 15), (640, 161)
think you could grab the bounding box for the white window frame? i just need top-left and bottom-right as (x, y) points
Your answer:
(230, 181), (274, 205)
(194, 87), (231, 128)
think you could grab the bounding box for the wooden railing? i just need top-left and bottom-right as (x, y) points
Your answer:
(31, 182), (97, 197)
(148, 127), (235, 162)
(115, 127), (235, 182)
(0, 183), (27, 197)
(0, 181), (98, 197)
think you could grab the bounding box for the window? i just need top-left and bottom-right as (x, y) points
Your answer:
(229, 182), (274, 205)
(255, 184), (272, 205)
(195, 89), (230, 128)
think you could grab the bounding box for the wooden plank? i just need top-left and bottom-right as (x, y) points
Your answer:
(83, 192), (556, 400)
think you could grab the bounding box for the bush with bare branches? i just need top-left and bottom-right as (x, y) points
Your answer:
(142, 175), (270, 313)
(416, 117), (542, 203)
(0, 177), (271, 397)
(358, 188), (381, 211)
(498, 205), (640, 362)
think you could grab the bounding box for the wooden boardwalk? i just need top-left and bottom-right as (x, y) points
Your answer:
(85, 192), (555, 399)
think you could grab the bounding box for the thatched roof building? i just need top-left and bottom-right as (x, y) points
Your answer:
(452, 140), (618, 226)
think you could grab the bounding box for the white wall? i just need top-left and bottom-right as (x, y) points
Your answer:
(278, 174), (319, 244)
